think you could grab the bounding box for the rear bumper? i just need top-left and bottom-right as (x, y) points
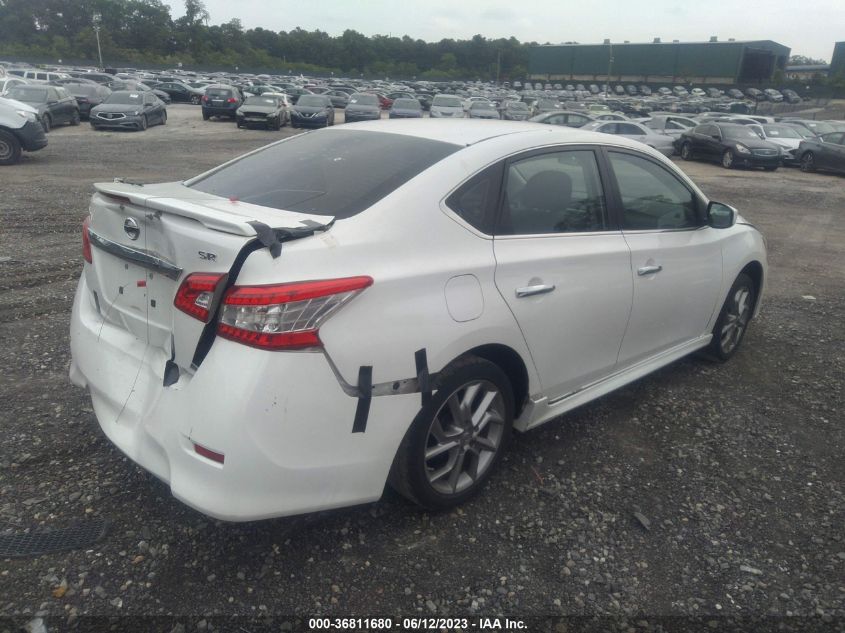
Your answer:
(69, 275), (417, 521)
(202, 106), (238, 117)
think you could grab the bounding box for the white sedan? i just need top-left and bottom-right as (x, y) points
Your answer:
(70, 120), (767, 521)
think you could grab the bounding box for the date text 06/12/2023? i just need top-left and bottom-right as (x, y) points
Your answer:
(307, 617), (528, 630)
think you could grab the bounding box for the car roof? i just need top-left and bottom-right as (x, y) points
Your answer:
(325, 119), (653, 151)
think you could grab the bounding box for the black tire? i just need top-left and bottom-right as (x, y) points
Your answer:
(389, 355), (514, 510)
(202, 111), (210, 121)
(271, 116), (281, 131)
(0, 129), (22, 166)
(706, 272), (756, 362)
(236, 120), (243, 128)
(70, 110), (80, 126)
(680, 142), (693, 161)
(41, 115), (51, 133)
(190, 95), (201, 105)
(722, 149), (735, 169)
(160, 111), (167, 126)
(764, 165), (778, 171)
(139, 115), (147, 131)
(800, 152), (816, 173)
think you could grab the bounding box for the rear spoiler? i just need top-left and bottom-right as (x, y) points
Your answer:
(93, 181), (335, 240)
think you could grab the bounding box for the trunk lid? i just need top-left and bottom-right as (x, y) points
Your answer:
(85, 180), (333, 374)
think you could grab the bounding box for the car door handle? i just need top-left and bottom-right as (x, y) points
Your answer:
(637, 265), (663, 276)
(515, 284), (556, 298)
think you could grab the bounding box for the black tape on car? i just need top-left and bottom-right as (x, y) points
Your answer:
(415, 348), (432, 408)
(246, 221), (283, 258)
(352, 366), (373, 433)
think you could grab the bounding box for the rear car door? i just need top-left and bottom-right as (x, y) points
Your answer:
(817, 133), (844, 170)
(493, 147), (633, 400)
(605, 150), (722, 366)
(617, 122), (647, 142)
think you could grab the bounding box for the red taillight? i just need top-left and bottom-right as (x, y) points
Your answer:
(174, 273), (227, 322)
(227, 97), (237, 103)
(194, 443), (224, 464)
(217, 276), (373, 351)
(201, 95), (208, 102)
(82, 215), (92, 264)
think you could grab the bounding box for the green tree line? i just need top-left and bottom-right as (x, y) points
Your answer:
(0, 0), (532, 79)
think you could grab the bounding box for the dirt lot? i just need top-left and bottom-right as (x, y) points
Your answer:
(0, 105), (843, 631)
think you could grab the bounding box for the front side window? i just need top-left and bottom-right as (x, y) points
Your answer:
(498, 150), (607, 235)
(608, 152), (700, 231)
(820, 133), (844, 145)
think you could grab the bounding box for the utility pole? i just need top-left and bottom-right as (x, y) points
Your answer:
(605, 41), (613, 98)
(92, 13), (104, 70)
(496, 50), (501, 85)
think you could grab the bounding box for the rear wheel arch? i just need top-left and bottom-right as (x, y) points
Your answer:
(450, 344), (530, 419)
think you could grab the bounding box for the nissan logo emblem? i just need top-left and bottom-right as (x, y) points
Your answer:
(124, 217), (141, 241)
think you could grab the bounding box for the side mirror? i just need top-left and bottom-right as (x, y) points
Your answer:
(707, 201), (736, 229)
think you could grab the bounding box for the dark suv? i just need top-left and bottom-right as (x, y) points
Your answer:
(202, 85), (242, 120)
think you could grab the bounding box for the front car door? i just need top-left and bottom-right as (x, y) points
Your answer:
(605, 150), (722, 366)
(816, 133), (845, 171)
(492, 147), (633, 400)
(46, 87), (66, 123)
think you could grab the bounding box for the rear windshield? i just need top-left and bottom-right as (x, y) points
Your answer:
(187, 130), (459, 219)
(206, 88), (232, 97)
(6, 87), (47, 102)
(393, 98), (420, 108)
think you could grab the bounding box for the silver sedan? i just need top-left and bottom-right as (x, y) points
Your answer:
(581, 120), (676, 156)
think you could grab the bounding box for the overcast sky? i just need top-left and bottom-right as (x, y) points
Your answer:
(162, 0), (842, 61)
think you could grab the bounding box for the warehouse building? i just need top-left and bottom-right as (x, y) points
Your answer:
(528, 38), (791, 85)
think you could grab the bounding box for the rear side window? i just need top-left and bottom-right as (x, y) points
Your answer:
(445, 164), (502, 234)
(498, 150), (607, 235)
(608, 152), (700, 231)
(188, 130), (459, 219)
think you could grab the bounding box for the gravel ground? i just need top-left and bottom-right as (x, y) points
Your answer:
(0, 105), (843, 632)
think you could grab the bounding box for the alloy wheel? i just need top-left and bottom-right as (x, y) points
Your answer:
(0, 138), (12, 161)
(720, 285), (752, 355)
(423, 380), (506, 495)
(801, 153), (815, 172)
(722, 150), (734, 168)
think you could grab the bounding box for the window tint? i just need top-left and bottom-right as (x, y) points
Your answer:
(188, 130), (459, 219)
(498, 150), (606, 235)
(445, 165), (500, 233)
(821, 133), (843, 145)
(608, 152), (700, 231)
